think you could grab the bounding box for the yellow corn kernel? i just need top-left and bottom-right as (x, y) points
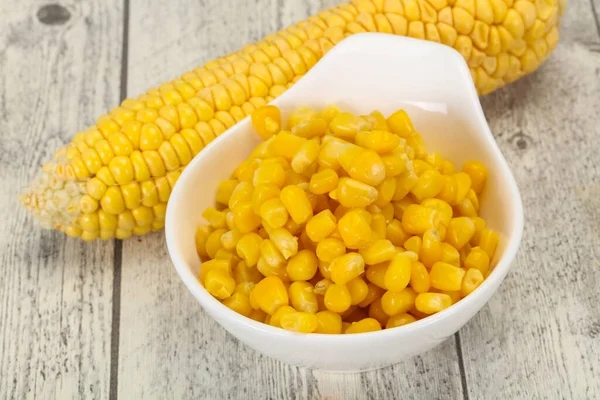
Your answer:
(421, 198), (453, 227)
(223, 292), (252, 317)
(415, 292), (452, 314)
(269, 227), (298, 259)
(291, 140), (319, 174)
(461, 268), (484, 297)
(420, 229), (443, 268)
(286, 249), (318, 281)
(441, 243), (461, 267)
(305, 210), (337, 242)
(248, 309), (268, 323)
(479, 228), (499, 260)
(402, 204), (440, 235)
(318, 260), (332, 280)
(446, 217), (476, 249)
(430, 262), (466, 291)
(374, 177), (396, 207)
(234, 260), (263, 284)
(352, 283), (381, 309)
(381, 152), (409, 178)
(260, 198), (289, 229)
(220, 229), (243, 250)
(464, 246), (490, 275)
(386, 313), (417, 328)
(315, 238), (346, 262)
(381, 288), (417, 316)
(234, 158), (260, 183)
(287, 106), (317, 128)
(256, 257), (288, 280)
(365, 262), (388, 289)
(291, 118), (327, 139)
(233, 203), (261, 234)
(251, 184), (281, 214)
(309, 168), (339, 195)
(235, 232), (262, 267)
(324, 283), (352, 313)
(199, 259), (232, 284)
(202, 207), (227, 229)
(387, 109), (415, 138)
(283, 218), (303, 236)
(269, 305), (296, 327)
(346, 277), (369, 305)
(359, 239), (397, 266)
(280, 311), (318, 333)
(205, 228), (227, 259)
(252, 276), (289, 314)
(454, 172), (472, 204)
(384, 253), (412, 292)
(456, 197), (478, 218)
(329, 112), (367, 140)
(370, 213), (387, 240)
(254, 163), (286, 188)
(403, 235), (422, 254)
(271, 131), (307, 159)
(393, 170), (419, 201)
(345, 318), (382, 334)
(411, 169), (443, 202)
(335, 177), (379, 208)
(337, 209), (372, 249)
(205, 269), (236, 300)
(315, 310), (343, 334)
(355, 130), (401, 154)
(368, 298), (389, 326)
(344, 150), (387, 187)
(462, 160), (488, 194)
(289, 281), (319, 313)
(214, 249), (239, 263)
(410, 261), (430, 293)
(329, 252), (365, 285)
(386, 219), (410, 247)
(229, 181), (254, 210)
(251, 105), (281, 140)
(279, 185), (313, 224)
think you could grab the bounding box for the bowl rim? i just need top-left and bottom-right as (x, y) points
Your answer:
(165, 33), (525, 341)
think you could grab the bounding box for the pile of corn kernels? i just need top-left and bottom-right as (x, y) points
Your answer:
(195, 104), (499, 334)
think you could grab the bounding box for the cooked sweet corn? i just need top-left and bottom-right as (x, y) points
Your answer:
(196, 104), (502, 334)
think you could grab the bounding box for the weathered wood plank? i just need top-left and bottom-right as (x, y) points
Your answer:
(459, 1), (600, 398)
(118, 1), (464, 398)
(0, 1), (123, 398)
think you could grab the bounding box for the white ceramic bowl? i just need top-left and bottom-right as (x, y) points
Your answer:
(165, 33), (524, 372)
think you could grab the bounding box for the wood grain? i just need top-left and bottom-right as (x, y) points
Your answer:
(459, 1), (600, 398)
(0, 0), (123, 399)
(118, 1), (464, 399)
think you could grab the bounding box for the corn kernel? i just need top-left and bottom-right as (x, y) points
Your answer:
(199, 258), (232, 284)
(281, 311), (318, 333)
(324, 283), (352, 313)
(365, 262), (388, 289)
(402, 204), (440, 235)
(195, 225), (212, 258)
(381, 288), (417, 316)
(202, 207), (227, 229)
(479, 228), (499, 260)
(470, 216), (486, 245)
(329, 112), (367, 140)
(415, 292), (452, 314)
(355, 130), (401, 154)
(223, 292), (252, 317)
(216, 179), (239, 205)
(234, 159), (261, 183)
(291, 140), (320, 174)
(289, 281), (319, 313)
(260, 198), (289, 228)
(446, 217), (476, 249)
(235, 232), (262, 267)
(315, 238), (346, 262)
(288, 106), (317, 128)
(462, 160), (487, 194)
(206, 228), (227, 259)
(205, 269), (236, 300)
(280, 185), (313, 224)
(374, 177), (397, 207)
(252, 276), (289, 314)
(461, 268), (484, 297)
(421, 198), (453, 227)
(430, 262), (466, 291)
(292, 118), (328, 138)
(338, 209), (372, 249)
(345, 318), (382, 334)
(370, 213), (387, 240)
(358, 239), (396, 266)
(403, 236), (422, 254)
(358, 282), (385, 307)
(346, 277), (369, 305)
(344, 150), (387, 186)
(270, 227), (298, 259)
(314, 278), (333, 296)
(329, 252), (365, 285)
(286, 249), (318, 281)
(411, 169), (444, 202)
(229, 181), (254, 209)
(256, 257), (288, 280)
(271, 131), (307, 159)
(368, 298), (389, 326)
(260, 239), (286, 268)
(315, 310), (343, 334)
(410, 261), (430, 293)
(248, 309), (267, 323)
(269, 305), (296, 327)
(318, 260), (332, 280)
(251, 105), (281, 140)
(283, 218), (303, 236)
(441, 243), (461, 267)
(384, 253), (412, 292)
(464, 247), (490, 275)
(386, 313), (417, 328)
(335, 177), (379, 208)
(305, 210), (337, 242)
(420, 229), (444, 268)
(234, 260), (263, 284)
(233, 203), (262, 233)
(386, 219), (409, 247)
(309, 168), (339, 195)
(387, 109), (415, 138)
(254, 162), (286, 188)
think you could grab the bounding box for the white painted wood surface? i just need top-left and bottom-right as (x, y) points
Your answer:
(1, 0), (599, 399)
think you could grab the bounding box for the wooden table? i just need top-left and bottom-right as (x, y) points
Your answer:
(1, 1), (599, 398)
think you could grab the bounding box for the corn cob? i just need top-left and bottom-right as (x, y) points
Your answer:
(20, 0), (565, 240)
